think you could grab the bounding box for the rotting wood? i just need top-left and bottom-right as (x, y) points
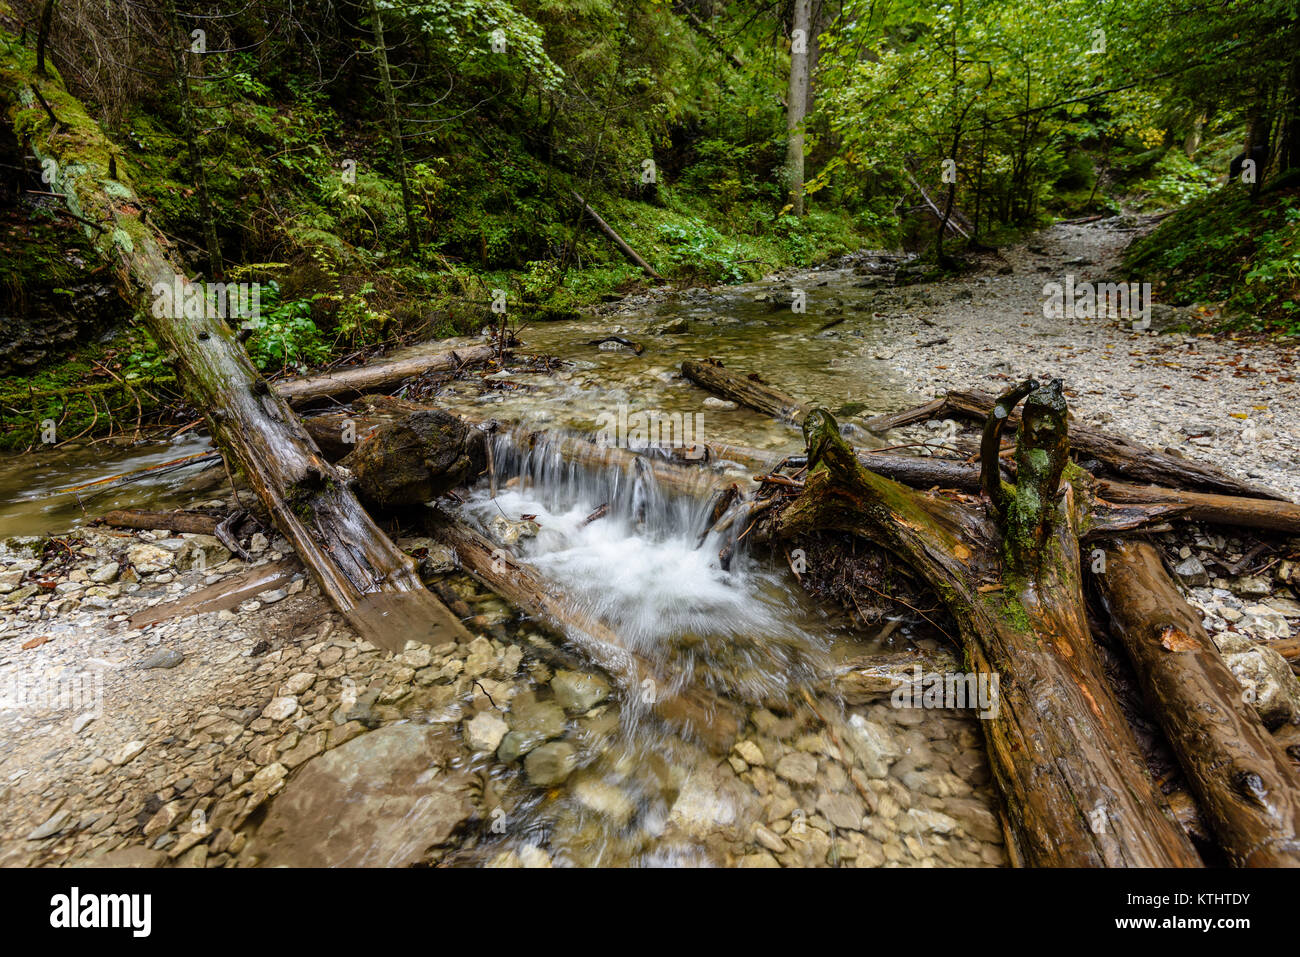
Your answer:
(767, 392), (1203, 867)
(16, 69), (471, 655)
(1096, 541), (1300, 867)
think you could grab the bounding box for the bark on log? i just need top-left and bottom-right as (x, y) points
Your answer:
(681, 359), (810, 424)
(276, 344), (496, 404)
(102, 509), (220, 535)
(1096, 541), (1300, 867)
(571, 191), (664, 280)
(422, 510), (743, 751)
(15, 71), (470, 654)
(772, 402), (1203, 866)
(1096, 479), (1300, 534)
(937, 390), (1285, 500)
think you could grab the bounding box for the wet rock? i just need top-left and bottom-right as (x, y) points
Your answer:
(247, 724), (474, 867)
(571, 773), (636, 826)
(464, 711), (509, 753)
(486, 515), (541, 547)
(552, 670), (610, 712)
(1209, 631), (1300, 726)
(815, 792), (866, 830)
(525, 741), (577, 786)
(1172, 556), (1209, 586)
(775, 751), (818, 785)
(844, 714), (901, 777)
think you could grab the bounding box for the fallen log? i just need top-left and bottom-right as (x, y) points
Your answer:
(1096, 479), (1300, 534)
(102, 509), (220, 535)
(422, 510), (743, 751)
(571, 191), (664, 281)
(913, 390), (1286, 501)
(768, 389), (1203, 866)
(275, 344), (496, 404)
(17, 66), (470, 654)
(1096, 541), (1300, 867)
(681, 359), (810, 424)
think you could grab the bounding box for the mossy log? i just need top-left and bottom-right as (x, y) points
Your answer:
(10, 56), (469, 654)
(770, 392), (1203, 867)
(1096, 541), (1300, 867)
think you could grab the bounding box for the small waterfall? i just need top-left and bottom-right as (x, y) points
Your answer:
(459, 429), (829, 702)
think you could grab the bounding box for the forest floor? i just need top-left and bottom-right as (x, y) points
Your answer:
(0, 218), (1296, 868)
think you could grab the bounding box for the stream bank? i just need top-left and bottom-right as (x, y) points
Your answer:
(1, 218), (1297, 868)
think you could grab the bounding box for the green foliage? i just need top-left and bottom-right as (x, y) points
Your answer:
(1126, 187), (1300, 334)
(242, 281), (331, 373)
(656, 218), (747, 283)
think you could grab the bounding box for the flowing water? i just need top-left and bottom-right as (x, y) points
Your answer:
(0, 258), (1008, 867)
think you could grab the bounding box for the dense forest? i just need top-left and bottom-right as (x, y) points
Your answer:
(4, 0), (1299, 427)
(1, 0), (1300, 885)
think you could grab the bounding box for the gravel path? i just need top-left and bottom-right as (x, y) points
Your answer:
(872, 219), (1300, 503)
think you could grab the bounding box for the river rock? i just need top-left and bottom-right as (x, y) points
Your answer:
(140, 648), (185, 670)
(1209, 630), (1300, 726)
(552, 670), (610, 712)
(88, 562), (120, 584)
(464, 711), (509, 752)
(1173, 557), (1209, 586)
(844, 714), (902, 777)
(525, 741), (577, 786)
(127, 543), (174, 573)
(246, 724), (475, 866)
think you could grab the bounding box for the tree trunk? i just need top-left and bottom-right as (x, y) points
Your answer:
(276, 344), (496, 405)
(369, 0), (419, 258)
(14, 71), (470, 656)
(1096, 541), (1300, 867)
(769, 394), (1203, 866)
(784, 0), (811, 216)
(571, 191), (663, 280)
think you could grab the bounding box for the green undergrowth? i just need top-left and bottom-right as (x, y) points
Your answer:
(1125, 180), (1300, 335)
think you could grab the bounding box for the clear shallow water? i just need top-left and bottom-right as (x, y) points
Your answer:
(0, 433), (218, 538)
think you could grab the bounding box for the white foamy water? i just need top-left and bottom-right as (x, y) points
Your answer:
(459, 432), (831, 699)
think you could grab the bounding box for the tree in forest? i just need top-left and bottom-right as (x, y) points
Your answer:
(783, 0), (812, 216)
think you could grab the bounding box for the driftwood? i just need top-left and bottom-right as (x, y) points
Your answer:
(766, 387), (1203, 866)
(681, 359), (810, 424)
(102, 509), (220, 535)
(1096, 541), (1300, 867)
(19, 71), (469, 655)
(275, 344), (496, 405)
(571, 191), (664, 281)
(869, 389), (1286, 501)
(422, 510), (743, 751)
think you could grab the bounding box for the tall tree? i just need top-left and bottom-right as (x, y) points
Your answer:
(369, 0), (420, 258)
(784, 0), (812, 215)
